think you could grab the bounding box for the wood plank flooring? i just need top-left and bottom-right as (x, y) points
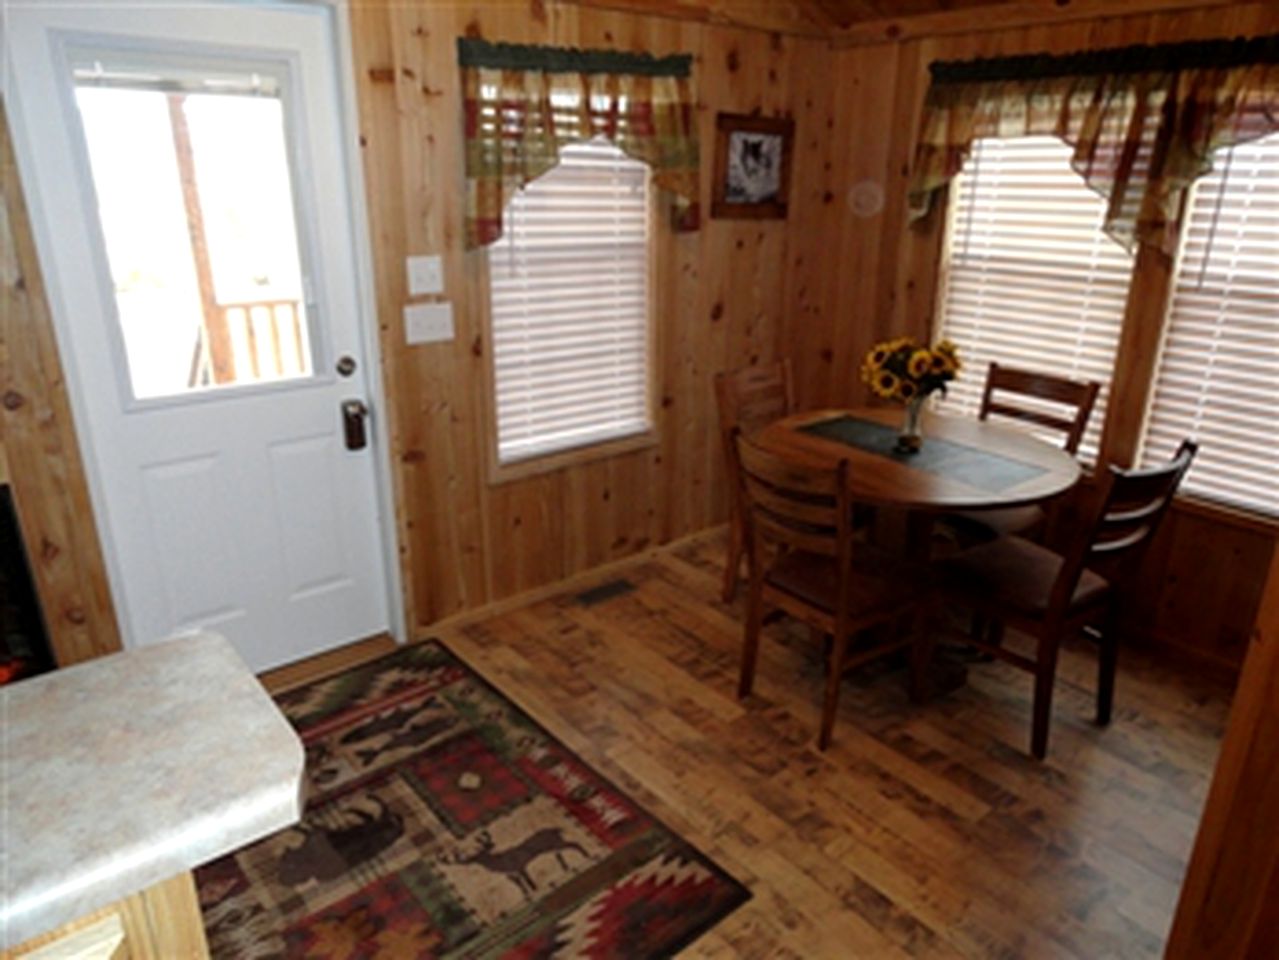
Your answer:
(262, 529), (1232, 959)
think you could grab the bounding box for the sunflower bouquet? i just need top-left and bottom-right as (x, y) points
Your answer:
(860, 337), (960, 404)
(860, 337), (961, 452)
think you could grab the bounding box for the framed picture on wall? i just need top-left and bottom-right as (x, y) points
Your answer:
(711, 113), (794, 220)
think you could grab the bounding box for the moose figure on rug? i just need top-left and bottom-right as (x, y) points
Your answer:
(442, 827), (590, 897)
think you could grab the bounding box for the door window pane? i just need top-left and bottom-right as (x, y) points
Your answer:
(74, 64), (312, 399)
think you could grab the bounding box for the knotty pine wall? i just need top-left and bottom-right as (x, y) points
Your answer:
(781, 1), (1279, 672)
(2, 104), (121, 667)
(350, 1), (833, 629)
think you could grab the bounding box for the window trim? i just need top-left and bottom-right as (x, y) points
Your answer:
(480, 151), (659, 487)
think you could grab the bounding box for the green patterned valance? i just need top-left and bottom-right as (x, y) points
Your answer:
(908, 35), (1279, 255)
(928, 34), (1279, 83)
(457, 37), (692, 78)
(459, 38), (700, 249)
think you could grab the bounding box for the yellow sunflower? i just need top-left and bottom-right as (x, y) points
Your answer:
(907, 350), (932, 379)
(873, 370), (900, 399)
(897, 379), (918, 402)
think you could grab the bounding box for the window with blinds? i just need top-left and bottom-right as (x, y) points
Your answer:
(488, 140), (651, 465)
(1141, 132), (1279, 516)
(935, 136), (1135, 461)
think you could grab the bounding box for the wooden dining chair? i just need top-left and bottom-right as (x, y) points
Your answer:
(932, 440), (1197, 759)
(734, 430), (925, 750)
(952, 362), (1102, 541)
(714, 360), (795, 602)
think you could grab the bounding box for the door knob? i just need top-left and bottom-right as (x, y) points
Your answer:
(341, 399), (369, 450)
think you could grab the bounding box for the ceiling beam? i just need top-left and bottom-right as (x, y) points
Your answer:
(558, 0), (834, 39)
(832, 0), (1249, 48)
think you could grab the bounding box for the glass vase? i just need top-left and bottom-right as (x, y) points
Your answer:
(896, 396), (924, 453)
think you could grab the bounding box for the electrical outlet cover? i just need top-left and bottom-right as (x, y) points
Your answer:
(406, 255), (444, 296)
(404, 301), (454, 344)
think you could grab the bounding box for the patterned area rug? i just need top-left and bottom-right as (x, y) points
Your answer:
(196, 641), (749, 958)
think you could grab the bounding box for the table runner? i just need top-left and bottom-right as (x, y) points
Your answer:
(799, 415), (1048, 494)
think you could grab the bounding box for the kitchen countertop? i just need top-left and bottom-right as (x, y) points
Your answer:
(0, 632), (304, 948)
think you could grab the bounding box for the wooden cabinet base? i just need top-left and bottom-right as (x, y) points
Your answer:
(5, 872), (209, 960)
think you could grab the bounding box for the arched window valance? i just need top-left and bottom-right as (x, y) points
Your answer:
(908, 35), (1279, 254)
(458, 38), (699, 249)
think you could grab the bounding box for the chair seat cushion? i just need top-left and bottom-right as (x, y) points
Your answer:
(943, 505), (1046, 545)
(939, 535), (1110, 618)
(766, 549), (919, 618)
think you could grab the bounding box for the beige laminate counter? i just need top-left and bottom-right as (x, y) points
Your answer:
(0, 632), (304, 950)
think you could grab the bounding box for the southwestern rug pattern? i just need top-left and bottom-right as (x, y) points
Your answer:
(196, 641), (749, 959)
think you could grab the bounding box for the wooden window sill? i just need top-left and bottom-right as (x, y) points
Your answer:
(1170, 494), (1279, 537)
(487, 430), (657, 485)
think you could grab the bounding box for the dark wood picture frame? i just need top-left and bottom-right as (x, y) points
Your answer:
(711, 113), (794, 220)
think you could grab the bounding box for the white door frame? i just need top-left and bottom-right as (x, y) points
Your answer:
(319, 0), (407, 648)
(3, 0), (408, 653)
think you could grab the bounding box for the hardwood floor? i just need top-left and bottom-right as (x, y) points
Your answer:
(262, 529), (1231, 959)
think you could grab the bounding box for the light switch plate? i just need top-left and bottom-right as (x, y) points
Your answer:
(404, 301), (454, 344)
(406, 255), (444, 296)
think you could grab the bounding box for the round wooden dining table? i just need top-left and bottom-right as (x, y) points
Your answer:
(754, 406), (1082, 515)
(753, 406), (1083, 698)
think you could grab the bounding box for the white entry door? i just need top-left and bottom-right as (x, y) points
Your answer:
(6, 2), (395, 671)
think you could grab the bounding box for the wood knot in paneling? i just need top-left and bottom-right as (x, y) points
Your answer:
(3, 390), (24, 410)
(65, 606), (87, 626)
(368, 67), (395, 85)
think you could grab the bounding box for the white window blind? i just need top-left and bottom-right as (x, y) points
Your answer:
(489, 140), (650, 464)
(936, 136), (1135, 461)
(1142, 132), (1279, 516)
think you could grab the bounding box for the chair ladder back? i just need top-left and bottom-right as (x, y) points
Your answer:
(979, 361), (1101, 455)
(735, 431), (850, 561)
(1047, 440), (1198, 614)
(1090, 440), (1198, 558)
(714, 359), (794, 437)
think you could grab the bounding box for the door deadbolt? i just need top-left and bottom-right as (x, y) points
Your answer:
(336, 355), (357, 377)
(342, 399), (369, 450)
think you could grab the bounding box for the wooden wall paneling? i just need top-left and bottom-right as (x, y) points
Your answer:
(391, 0), (490, 616)
(832, 0), (1247, 47)
(1127, 507), (1277, 674)
(350, 1), (819, 632)
(562, 0), (831, 37)
(0, 103), (121, 666)
(1166, 544), (1279, 957)
(779, 35), (840, 411)
(696, 25), (794, 527)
